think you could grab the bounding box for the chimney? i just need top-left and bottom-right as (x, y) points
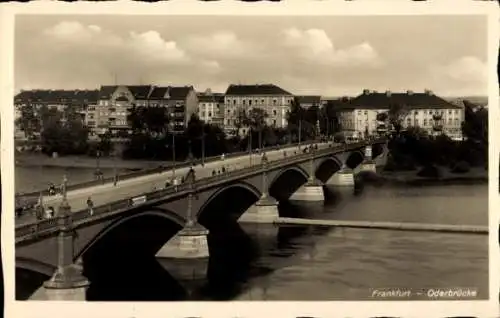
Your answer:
(385, 90), (391, 97)
(424, 89), (433, 95)
(407, 90), (413, 95)
(363, 89), (370, 95)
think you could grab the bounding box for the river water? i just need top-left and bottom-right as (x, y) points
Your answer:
(15, 165), (488, 301)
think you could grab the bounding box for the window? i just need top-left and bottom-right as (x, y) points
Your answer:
(273, 99), (277, 105)
(242, 100), (246, 105)
(202, 111), (205, 117)
(273, 110), (277, 116)
(233, 100), (236, 105)
(414, 111), (419, 116)
(249, 100), (252, 106)
(208, 112), (212, 117)
(448, 118), (452, 124)
(455, 118), (459, 125)
(261, 99), (265, 104)
(273, 119), (276, 126)
(407, 118), (411, 125)
(448, 111), (452, 115)
(364, 111), (367, 115)
(358, 111), (362, 115)
(424, 119), (427, 125)
(415, 119), (419, 126)
(455, 110), (458, 114)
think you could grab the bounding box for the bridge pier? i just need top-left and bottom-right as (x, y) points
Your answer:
(327, 165), (355, 187)
(156, 192), (209, 283)
(43, 181), (90, 301)
(358, 145), (377, 173)
(239, 164), (279, 223)
(289, 155), (325, 202)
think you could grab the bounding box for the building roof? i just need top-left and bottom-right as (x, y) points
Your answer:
(348, 90), (462, 110)
(225, 84), (293, 96)
(14, 89), (99, 104)
(168, 86), (193, 100)
(127, 85), (153, 99)
(198, 95), (217, 103)
(296, 95), (322, 105)
(98, 86), (118, 100)
(149, 86), (170, 100)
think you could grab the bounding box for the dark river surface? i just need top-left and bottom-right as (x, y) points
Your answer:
(15, 165), (488, 301)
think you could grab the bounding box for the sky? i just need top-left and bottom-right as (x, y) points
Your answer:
(14, 14), (489, 97)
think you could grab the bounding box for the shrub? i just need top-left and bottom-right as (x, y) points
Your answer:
(451, 160), (471, 174)
(416, 165), (441, 178)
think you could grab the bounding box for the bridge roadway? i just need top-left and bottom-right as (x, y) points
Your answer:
(17, 142), (332, 225)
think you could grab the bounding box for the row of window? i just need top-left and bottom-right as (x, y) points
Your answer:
(355, 109), (461, 116)
(224, 119), (278, 126)
(226, 98), (292, 106)
(343, 117), (462, 127)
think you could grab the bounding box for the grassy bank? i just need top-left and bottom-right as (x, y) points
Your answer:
(360, 166), (488, 186)
(15, 152), (170, 170)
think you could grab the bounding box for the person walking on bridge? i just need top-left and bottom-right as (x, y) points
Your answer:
(87, 197), (94, 216)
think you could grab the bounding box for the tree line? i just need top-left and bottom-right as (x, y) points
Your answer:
(15, 97), (342, 161)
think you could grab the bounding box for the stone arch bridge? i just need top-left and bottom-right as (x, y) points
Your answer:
(15, 139), (387, 300)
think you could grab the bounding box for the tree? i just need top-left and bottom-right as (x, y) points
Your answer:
(387, 103), (409, 135)
(15, 104), (41, 139)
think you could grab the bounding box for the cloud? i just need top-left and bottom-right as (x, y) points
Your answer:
(43, 21), (188, 65)
(199, 60), (221, 73)
(184, 31), (257, 59)
(43, 21), (102, 42)
(127, 31), (189, 64)
(435, 56), (488, 84)
(282, 27), (382, 67)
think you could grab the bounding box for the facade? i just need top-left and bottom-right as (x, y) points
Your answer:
(14, 89), (98, 138)
(89, 85), (154, 136)
(224, 84), (294, 136)
(197, 90), (225, 127)
(166, 86), (198, 133)
(339, 89), (464, 140)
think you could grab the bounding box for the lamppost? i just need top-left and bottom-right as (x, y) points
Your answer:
(298, 119), (302, 150)
(248, 127), (253, 165)
(113, 150), (118, 186)
(188, 139), (194, 164)
(200, 131), (206, 166)
(95, 150), (101, 180)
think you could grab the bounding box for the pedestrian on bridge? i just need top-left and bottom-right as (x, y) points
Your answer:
(87, 197), (94, 216)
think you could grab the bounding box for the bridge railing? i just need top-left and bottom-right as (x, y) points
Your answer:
(15, 139), (384, 239)
(16, 140), (319, 201)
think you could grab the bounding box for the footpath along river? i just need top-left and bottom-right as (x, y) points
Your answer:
(15, 164), (488, 301)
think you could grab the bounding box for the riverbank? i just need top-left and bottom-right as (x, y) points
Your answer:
(15, 153), (170, 170)
(366, 166), (488, 185)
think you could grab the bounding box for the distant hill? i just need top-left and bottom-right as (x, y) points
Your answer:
(445, 96), (488, 106)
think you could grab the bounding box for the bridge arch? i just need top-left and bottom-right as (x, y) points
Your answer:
(314, 156), (343, 184)
(345, 150), (365, 169)
(197, 181), (262, 228)
(269, 166), (309, 202)
(76, 207), (185, 261)
(16, 257), (56, 277)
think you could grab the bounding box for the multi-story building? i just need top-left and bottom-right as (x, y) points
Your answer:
(165, 86), (198, 133)
(296, 95), (322, 109)
(224, 84), (294, 136)
(14, 89), (98, 138)
(197, 90), (225, 128)
(339, 89), (464, 140)
(89, 85), (153, 136)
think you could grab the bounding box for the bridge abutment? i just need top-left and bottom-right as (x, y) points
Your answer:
(43, 188), (90, 301)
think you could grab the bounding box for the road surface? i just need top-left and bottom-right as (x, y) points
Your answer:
(17, 143), (333, 225)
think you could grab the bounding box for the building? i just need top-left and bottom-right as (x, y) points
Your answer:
(339, 89), (464, 140)
(88, 85), (153, 136)
(14, 89), (98, 138)
(197, 89), (225, 127)
(224, 84), (294, 136)
(165, 86), (198, 133)
(296, 95), (322, 109)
